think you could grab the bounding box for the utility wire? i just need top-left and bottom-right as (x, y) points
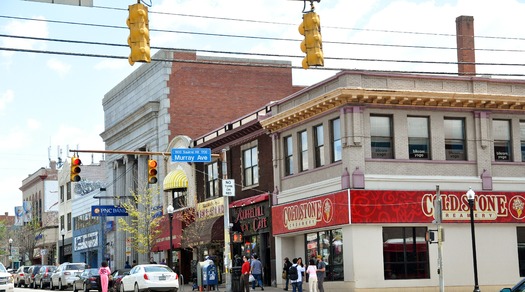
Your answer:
(3, 46), (525, 77)
(1, 15), (524, 53)
(3, 34), (525, 68)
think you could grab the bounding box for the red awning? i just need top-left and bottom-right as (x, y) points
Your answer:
(153, 213), (183, 251)
(229, 193), (269, 208)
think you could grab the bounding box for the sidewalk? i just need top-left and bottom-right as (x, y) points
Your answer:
(180, 283), (285, 292)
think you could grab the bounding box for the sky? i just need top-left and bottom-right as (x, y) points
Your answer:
(1, 0), (525, 215)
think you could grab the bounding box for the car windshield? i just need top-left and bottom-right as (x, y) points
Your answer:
(87, 268), (99, 275)
(144, 266), (173, 273)
(0, 264), (6, 273)
(66, 264), (86, 270)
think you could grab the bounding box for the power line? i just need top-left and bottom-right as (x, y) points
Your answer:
(1, 15), (524, 53)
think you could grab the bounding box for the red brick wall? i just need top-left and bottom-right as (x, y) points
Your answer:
(167, 51), (302, 140)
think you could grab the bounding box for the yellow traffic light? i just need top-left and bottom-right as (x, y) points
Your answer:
(148, 159), (158, 184)
(127, 3), (150, 66)
(70, 156), (81, 182)
(298, 12), (324, 69)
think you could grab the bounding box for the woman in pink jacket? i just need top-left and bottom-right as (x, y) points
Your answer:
(98, 261), (111, 292)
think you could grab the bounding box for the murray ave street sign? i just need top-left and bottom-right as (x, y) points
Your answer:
(171, 148), (212, 162)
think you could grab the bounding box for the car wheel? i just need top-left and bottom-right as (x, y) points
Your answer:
(50, 280), (55, 290)
(134, 283), (139, 292)
(83, 283), (88, 292)
(41, 281), (45, 289)
(58, 279), (63, 290)
(120, 283), (125, 292)
(73, 284), (78, 292)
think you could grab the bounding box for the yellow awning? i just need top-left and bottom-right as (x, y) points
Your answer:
(163, 169), (188, 191)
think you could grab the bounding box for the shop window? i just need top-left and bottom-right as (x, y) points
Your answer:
(206, 162), (219, 198)
(314, 124), (325, 168)
(383, 227), (430, 280)
(517, 227), (525, 276)
(305, 229), (344, 281)
(371, 115), (394, 159)
(173, 190), (187, 210)
(444, 118), (466, 160)
(521, 121), (525, 162)
(408, 116), (430, 160)
(299, 130), (309, 172)
(242, 146), (259, 187)
(331, 118), (342, 162)
(493, 119), (512, 161)
(284, 136), (294, 176)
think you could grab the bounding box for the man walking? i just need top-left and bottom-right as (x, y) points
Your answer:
(316, 255), (326, 292)
(250, 254), (264, 290)
(283, 257), (292, 291)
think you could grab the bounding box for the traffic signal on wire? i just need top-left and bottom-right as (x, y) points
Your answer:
(127, 3), (150, 66)
(148, 159), (158, 184)
(298, 12), (324, 69)
(70, 156), (81, 182)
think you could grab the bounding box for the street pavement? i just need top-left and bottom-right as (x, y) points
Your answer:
(180, 283), (285, 292)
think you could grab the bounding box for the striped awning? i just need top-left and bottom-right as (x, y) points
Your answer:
(163, 169), (188, 191)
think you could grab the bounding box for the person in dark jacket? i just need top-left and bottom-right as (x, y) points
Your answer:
(283, 257), (292, 291)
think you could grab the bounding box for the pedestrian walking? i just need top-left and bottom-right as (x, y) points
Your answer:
(240, 256), (251, 292)
(306, 259), (318, 292)
(283, 257), (292, 291)
(316, 255), (326, 292)
(98, 261), (111, 292)
(250, 254), (264, 290)
(290, 258), (304, 292)
(124, 261), (131, 269)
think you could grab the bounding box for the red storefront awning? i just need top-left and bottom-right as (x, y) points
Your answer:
(229, 193), (269, 208)
(153, 213), (183, 251)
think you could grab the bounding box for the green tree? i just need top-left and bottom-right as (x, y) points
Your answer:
(117, 185), (162, 258)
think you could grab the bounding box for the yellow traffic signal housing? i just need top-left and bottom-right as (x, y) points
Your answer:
(298, 12), (324, 69)
(70, 157), (81, 182)
(127, 3), (150, 66)
(148, 159), (158, 184)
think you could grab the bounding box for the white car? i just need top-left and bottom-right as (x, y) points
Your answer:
(50, 262), (88, 290)
(0, 263), (15, 292)
(120, 264), (179, 292)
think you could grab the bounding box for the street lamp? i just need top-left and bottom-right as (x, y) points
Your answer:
(8, 238), (13, 267)
(467, 187), (480, 292)
(60, 228), (66, 264)
(167, 205), (175, 270)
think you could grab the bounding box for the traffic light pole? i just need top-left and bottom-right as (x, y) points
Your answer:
(222, 148), (232, 292)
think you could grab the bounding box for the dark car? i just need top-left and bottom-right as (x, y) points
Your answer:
(25, 265), (43, 289)
(73, 268), (100, 292)
(109, 269), (130, 292)
(34, 265), (57, 289)
(501, 278), (525, 292)
(15, 266), (30, 287)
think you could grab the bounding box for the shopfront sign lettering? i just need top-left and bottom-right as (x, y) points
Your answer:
(283, 199), (334, 230)
(196, 197), (224, 220)
(233, 204), (269, 234)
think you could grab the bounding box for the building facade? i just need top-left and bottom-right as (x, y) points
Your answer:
(262, 70), (525, 291)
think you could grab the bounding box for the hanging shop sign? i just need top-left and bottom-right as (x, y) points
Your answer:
(272, 190), (350, 235)
(350, 190), (525, 223)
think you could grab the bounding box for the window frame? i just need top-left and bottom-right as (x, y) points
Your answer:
(314, 124), (325, 168)
(493, 119), (512, 161)
(331, 118), (342, 162)
(370, 115), (394, 159)
(242, 145), (259, 187)
(284, 135), (294, 176)
(520, 121), (525, 162)
(298, 130), (309, 172)
(407, 116), (431, 160)
(444, 118), (467, 160)
(205, 161), (219, 198)
(305, 228), (344, 281)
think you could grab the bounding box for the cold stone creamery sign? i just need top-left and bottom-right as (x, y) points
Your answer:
(272, 190), (350, 235)
(350, 190), (525, 223)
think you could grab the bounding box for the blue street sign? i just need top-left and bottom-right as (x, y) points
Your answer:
(91, 205), (128, 217)
(171, 148), (212, 162)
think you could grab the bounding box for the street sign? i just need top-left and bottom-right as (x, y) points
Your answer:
(171, 148), (211, 162)
(222, 179), (235, 197)
(91, 205), (128, 216)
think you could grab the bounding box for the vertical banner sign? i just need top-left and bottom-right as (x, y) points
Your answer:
(222, 179), (235, 197)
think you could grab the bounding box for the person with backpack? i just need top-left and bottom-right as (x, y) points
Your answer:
(283, 257), (292, 291)
(289, 258), (304, 292)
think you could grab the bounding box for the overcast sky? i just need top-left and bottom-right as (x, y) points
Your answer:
(1, 0), (525, 215)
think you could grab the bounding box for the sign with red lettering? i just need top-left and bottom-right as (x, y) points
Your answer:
(351, 190), (525, 223)
(272, 190), (350, 235)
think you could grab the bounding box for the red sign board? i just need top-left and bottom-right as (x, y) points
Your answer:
(350, 190), (525, 223)
(272, 190), (350, 235)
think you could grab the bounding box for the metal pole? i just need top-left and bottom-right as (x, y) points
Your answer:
(169, 212), (174, 270)
(61, 235), (65, 263)
(435, 185), (444, 292)
(222, 148), (232, 292)
(468, 198), (480, 292)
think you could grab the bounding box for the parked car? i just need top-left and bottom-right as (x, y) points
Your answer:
(34, 265), (57, 289)
(73, 268), (100, 292)
(14, 265), (30, 287)
(120, 264), (179, 292)
(501, 278), (525, 291)
(109, 269), (130, 292)
(50, 262), (88, 290)
(26, 265), (43, 289)
(0, 263), (15, 292)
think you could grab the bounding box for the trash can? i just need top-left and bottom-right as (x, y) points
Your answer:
(231, 266), (242, 292)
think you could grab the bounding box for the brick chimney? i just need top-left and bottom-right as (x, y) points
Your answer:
(456, 15), (476, 76)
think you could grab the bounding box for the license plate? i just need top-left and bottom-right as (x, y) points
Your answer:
(158, 275), (166, 281)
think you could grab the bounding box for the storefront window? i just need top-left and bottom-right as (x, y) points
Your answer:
(383, 227), (430, 280)
(517, 227), (525, 276)
(305, 229), (343, 281)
